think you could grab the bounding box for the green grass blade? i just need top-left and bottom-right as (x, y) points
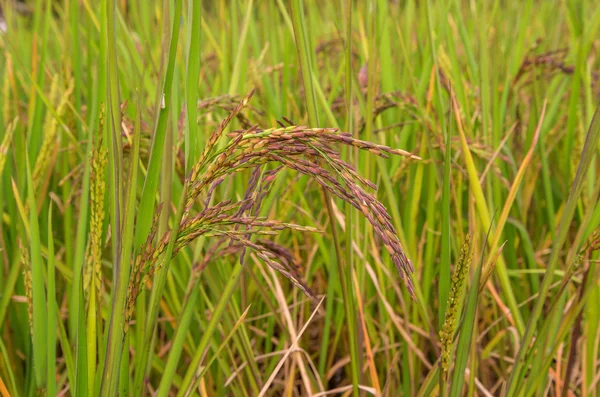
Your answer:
(451, 93), (525, 334)
(176, 260), (245, 397)
(439, 104), (452, 326)
(24, 151), (47, 389)
(74, 273), (88, 397)
(184, 0), (202, 170)
(186, 305), (252, 395)
(46, 206), (57, 397)
(0, 337), (20, 397)
(227, 0), (253, 95)
(132, 185), (187, 396)
(506, 103), (600, 395)
(155, 284), (200, 397)
(101, 84), (143, 395)
(135, 0), (184, 248)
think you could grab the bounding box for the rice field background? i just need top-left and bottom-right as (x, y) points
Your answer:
(1, 0), (600, 396)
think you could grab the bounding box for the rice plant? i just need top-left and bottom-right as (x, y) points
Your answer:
(1, 0), (600, 396)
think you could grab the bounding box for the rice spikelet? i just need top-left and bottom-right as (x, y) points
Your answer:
(20, 240), (34, 336)
(0, 117), (17, 176)
(32, 77), (74, 189)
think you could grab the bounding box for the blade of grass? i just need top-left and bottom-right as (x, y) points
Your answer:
(439, 95), (452, 326)
(351, 269), (381, 393)
(99, 10), (141, 392)
(53, 295), (74, 394)
(74, 270), (88, 397)
(132, 186), (188, 396)
(184, 305), (252, 396)
(227, 0), (253, 95)
(424, 0), (451, 324)
(184, 0), (202, 170)
(525, 260), (598, 396)
(155, 282), (200, 397)
(506, 103), (600, 395)
(86, 269), (97, 397)
(0, 334), (20, 397)
(482, 102), (545, 278)
(24, 151), (46, 389)
(451, 91), (525, 334)
(46, 206), (56, 397)
(136, 0), (183, 248)
(176, 259), (245, 397)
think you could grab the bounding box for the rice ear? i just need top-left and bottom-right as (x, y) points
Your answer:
(129, 90), (418, 304)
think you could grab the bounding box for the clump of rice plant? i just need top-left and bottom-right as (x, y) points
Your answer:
(4, 1), (600, 395)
